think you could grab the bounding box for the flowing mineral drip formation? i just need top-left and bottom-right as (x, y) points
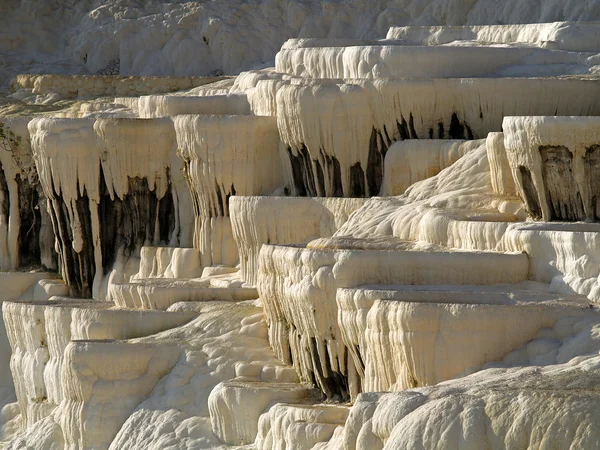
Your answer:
(275, 44), (591, 80)
(503, 116), (600, 221)
(174, 114), (282, 267)
(277, 78), (600, 197)
(0, 117), (55, 271)
(229, 196), (368, 286)
(5, 13), (600, 450)
(336, 285), (597, 397)
(29, 117), (188, 298)
(257, 241), (529, 399)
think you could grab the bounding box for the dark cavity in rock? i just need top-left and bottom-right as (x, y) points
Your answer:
(540, 145), (585, 221)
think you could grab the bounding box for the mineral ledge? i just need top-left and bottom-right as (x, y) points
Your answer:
(2, 3), (600, 449)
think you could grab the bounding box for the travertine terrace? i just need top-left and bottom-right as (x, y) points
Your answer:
(3, 3), (600, 449)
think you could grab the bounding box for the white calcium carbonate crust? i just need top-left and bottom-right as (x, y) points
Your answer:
(5, 5), (600, 450)
(275, 44), (592, 79)
(325, 316), (600, 450)
(108, 301), (302, 450)
(174, 114), (282, 268)
(4, 1), (600, 88)
(381, 139), (483, 195)
(386, 21), (600, 52)
(230, 196), (368, 286)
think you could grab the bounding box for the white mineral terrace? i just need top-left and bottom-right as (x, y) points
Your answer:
(276, 77), (600, 197)
(10, 75), (230, 100)
(138, 93), (250, 118)
(385, 21), (600, 51)
(174, 114), (282, 268)
(336, 284), (597, 398)
(3, 13), (600, 450)
(230, 196), (368, 286)
(257, 242), (529, 398)
(275, 44), (593, 79)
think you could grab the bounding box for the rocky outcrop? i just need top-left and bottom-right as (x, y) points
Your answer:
(5, 16), (600, 450)
(29, 117), (192, 298)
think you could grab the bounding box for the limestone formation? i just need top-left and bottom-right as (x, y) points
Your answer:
(4, 7), (600, 450)
(0, 117), (55, 271)
(28, 117), (191, 298)
(174, 114), (282, 268)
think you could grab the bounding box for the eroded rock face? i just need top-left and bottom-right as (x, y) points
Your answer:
(504, 117), (600, 222)
(7, 15), (600, 450)
(0, 117), (56, 271)
(277, 78), (600, 197)
(257, 243), (529, 399)
(29, 117), (189, 298)
(174, 115), (282, 268)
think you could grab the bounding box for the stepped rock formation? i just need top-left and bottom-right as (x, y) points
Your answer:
(4, 6), (600, 450)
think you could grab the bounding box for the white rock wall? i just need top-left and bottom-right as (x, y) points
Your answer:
(277, 78), (600, 197)
(174, 115), (283, 268)
(337, 286), (596, 396)
(276, 44), (590, 79)
(503, 116), (600, 221)
(230, 196), (368, 285)
(257, 242), (528, 398)
(28, 117), (193, 298)
(0, 117), (55, 271)
(381, 139), (482, 195)
(325, 318), (600, 450)
(386, 21), (600, 51)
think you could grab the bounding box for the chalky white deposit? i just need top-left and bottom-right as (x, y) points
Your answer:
(3, 6), (600, 450)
